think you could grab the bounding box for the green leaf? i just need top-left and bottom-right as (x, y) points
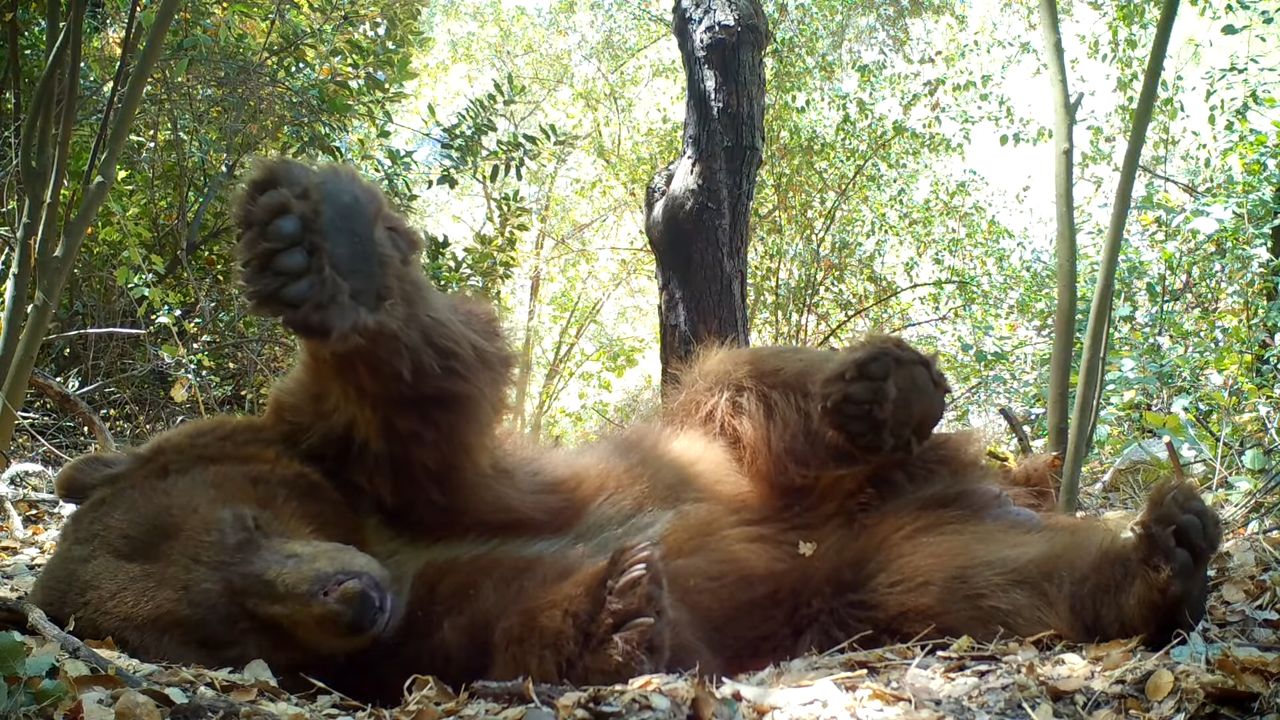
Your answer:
(1241, 448), (1267, 471)
(1221, 23), (1242, 35)
(0, 632), (26, 677)
(1142, 411), (1169, 429)
(31, 678), (68, 705)
(23, 651), (56, 678)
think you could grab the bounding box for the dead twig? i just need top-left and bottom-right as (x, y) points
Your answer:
(999, 407), (1033, 455)
(466, 678), (570, 706)
(1163, 435), (1187, 482)
(0, 597), (146, 687)
(29, 369), (115, 451)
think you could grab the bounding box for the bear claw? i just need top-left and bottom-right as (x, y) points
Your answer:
(577, 541), (670, 683)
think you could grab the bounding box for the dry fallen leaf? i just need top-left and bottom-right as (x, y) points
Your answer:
(70, 673), (129, 693)
(691, 683), (718, 720)
(1046, 674), (1087, 694)
(1144, 668), (1175, 701)
(1220, 581), (1249, 604)
(241, 658), (277, 685)
(113, 689), (163, 720)
(1029, 701), (1057, 720)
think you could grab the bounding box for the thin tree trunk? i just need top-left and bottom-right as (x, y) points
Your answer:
(1261, 186), (1280, 377)
(0, 0), (181, 454)
(513, 230), (545, 433)
(0, 12), (75, 396)
(1059, 0), (1181, 512)
(1039, 0), (1078, 457)
(644, 0), (768, 390)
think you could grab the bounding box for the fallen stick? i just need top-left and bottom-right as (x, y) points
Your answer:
(466, 678), (571, 705)
(0, 598), (146, 687)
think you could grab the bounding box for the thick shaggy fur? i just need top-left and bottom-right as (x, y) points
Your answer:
(32, 160), (1222, 705)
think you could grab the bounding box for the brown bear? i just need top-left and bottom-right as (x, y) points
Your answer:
(31, 159), (1222, 705)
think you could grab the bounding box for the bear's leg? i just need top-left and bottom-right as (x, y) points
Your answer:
(664, 337), (953, 505)
(806, 479), (1221, 648)
(234, 159), (517, 526)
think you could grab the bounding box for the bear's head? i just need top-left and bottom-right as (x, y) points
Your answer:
(30, 417), (393, 673)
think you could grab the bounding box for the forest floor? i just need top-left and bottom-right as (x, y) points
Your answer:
(0, 476), (1276, 719)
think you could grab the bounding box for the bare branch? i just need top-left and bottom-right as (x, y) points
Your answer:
(815, 280), (972, 348)
(1139, 163), (1206, 198)
(29, 369), (114, 451)
(83, 0), (140, 185)
(999, 407), (1034, 455)
(17, 11), (71, 189)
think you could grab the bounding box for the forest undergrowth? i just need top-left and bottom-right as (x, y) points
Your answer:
(0, 430), (1275, 720)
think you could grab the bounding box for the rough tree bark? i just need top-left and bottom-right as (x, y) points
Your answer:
(1038, 0), (1078, 458)
(644, 0), (768, 389)
(1059, 0), (1181, 512)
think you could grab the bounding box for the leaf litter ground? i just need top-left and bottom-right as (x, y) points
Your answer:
(0, 488), (1276, 719)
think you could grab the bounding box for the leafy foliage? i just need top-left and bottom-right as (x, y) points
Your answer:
(0, 631), (69, 715)
(0, 0), (1273, 522)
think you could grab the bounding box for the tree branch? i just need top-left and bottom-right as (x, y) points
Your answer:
(82, 0), (140, 186)
(815, 280), (972, 348)
(999, 406), (1034, 455)
(29, 369), (114, 451)
(1138, 163), (1205, 198)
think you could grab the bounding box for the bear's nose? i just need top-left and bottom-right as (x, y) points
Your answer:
(320, 572), (390, 637)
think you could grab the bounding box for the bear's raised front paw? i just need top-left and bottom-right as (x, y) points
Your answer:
(577, 541), (671, 684)
(1134, 480), (1222, 640)
(235, 159), (394, 339)
(820, 335), (950, 455)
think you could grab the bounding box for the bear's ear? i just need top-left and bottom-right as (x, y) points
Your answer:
(54, 452), (134, 504)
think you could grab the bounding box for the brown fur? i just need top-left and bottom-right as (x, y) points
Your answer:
(31, 160), (1223, 705)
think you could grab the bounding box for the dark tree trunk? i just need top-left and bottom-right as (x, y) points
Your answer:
(644, 0), (768, 390)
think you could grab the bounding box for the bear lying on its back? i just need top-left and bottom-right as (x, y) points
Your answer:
(32, 159), (1222, 705)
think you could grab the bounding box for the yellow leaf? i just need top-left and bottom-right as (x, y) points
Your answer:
(169, 376), (190, 403)
(1144, 668), (1175, 701)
